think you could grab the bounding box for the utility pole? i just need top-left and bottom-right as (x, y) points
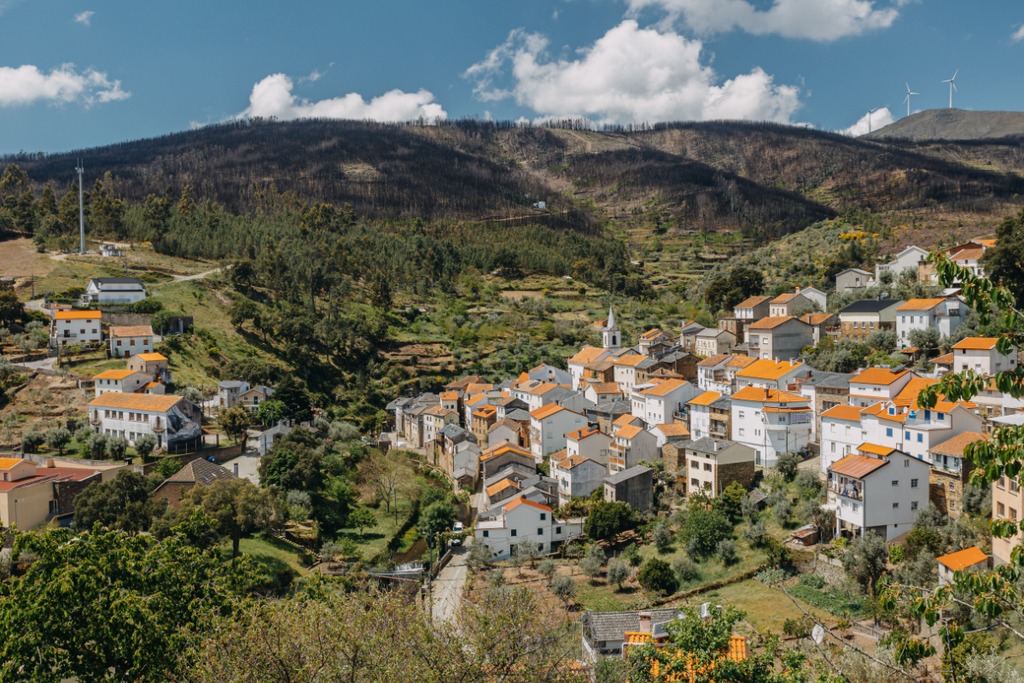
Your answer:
(75, 160), (85, 255)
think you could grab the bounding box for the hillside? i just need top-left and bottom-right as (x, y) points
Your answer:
(866, 109), (1024, 142)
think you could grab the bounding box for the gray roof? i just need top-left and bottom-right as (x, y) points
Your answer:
(504, 409), (532, 422)
(91, 277), (145, 287)
(710, 397), (732, 410)
(261, 421), (293, 439)
(635, 357), (662, 370)
(494, 379), (513, 391)
(840, 299), (904, 314)
(585, 609), (683, 643)
(686, 437), (739, 455)
(603, 465), (653, 486)
(439, 423), (469, 439)
(732, 343), (750, 353)
(658, 350), (692, 363)
(696, 328), (728, 338)
(484, 463), (536, 488)
(453, 467), (475, 480)
(219, 380), (247, 389)
(519, 473), (555, 491)
(801, 371), (852, 389)
(591, 399), (631, 416)
(680, 322), (705, 335)
(160, 459), (235, 486)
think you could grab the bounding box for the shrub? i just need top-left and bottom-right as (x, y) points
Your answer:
(799, 574), (826, 589)
(743, 519), (767, 546)
(671, 555), (699, 582)
(638, 558), (676, 595)
(107, 436), (128, 460)
(783, 619), (809, 638)
(775, 451), (802, 481)
(622, 543), (642, 567)
(716, 539), (738, 565)
(678, 508), (732, 560)
(606, 559), (630, 590)
(489, 569), (505, 588)
(551, 574), (576, 608)
(538, 559), (557, 582)
(652, 522), (673, 552)
(580, 544), (606, 579)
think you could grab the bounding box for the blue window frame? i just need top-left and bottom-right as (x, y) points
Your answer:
(905, 431), (910, 440)
(938, 413), (944, 421)
(886, 428), (893, 437)
(917, 434), (923, 443)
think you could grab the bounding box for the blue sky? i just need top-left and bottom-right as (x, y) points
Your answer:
(1, 0), (1022, 152)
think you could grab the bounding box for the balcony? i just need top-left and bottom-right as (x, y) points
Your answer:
(89, 415), (101, 425)
(828, 481), (863, 501)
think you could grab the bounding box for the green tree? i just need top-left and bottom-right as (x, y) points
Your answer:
(551, 573), (576, 608)
(21, 429), (44, 454)
(677, 507), (732, 560)
(420, 500), (457, 538)
(0, 289), (24, 326)
(580, 543), (606, 579)
(73, 469), (165, 534)
(606, 558), (630, 590)
(43, 426), (71, 456)
(152, 456), (184, 480)
(86, 431), (107, 459)
(980, 207), (1024, 305)
(367, 269), (393, 311)
(228, 298), (259, 330)
(712, 481), (746, 521)
(218, 405), (250, 444)
(348, 506), (377, 536)
(158, 479), (276, 557)
(272, 375), (312, 423)
(638, 558), (676, 595)
(108, 435), (128, 460)
(0, 512), (253, 682)
(583, 500), (633, 543)
(908, 326), (941, 356)
(255, 399), (287, 427)
(134, 433), (157, 461)
(652, 521), (673, 552)
(775, 451), (802, 481)
(843, 531), (888, 595)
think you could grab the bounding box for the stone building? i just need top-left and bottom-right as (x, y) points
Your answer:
(929, 432), (985, 519)
(603, 466), (654, 512)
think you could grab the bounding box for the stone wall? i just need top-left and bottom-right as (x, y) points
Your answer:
(718, 460), (755, 492)
(930, 468), (971, 519)
(814, 388), (849, 445)
(662, 442), (684, 474)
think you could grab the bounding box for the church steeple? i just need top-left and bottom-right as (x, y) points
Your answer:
(603, 306), (621, 351)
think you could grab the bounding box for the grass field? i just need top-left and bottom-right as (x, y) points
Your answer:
(701, 579), (834, 633)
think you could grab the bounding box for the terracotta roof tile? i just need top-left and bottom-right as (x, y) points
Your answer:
(642, 379), (687, 397)
(952, 337), (999, 351)
(859, 443), (898, 457)
(930, 432), (988, 457)
(933, 353), (955, 366)
(109, 325), (154, 337)
(821, 405), (864, 422)
(54, 310), (100, 320)
(698, 354), (731, 367)
(556, 454), (596, 470)
(771, 292), (802, 304)
(503, 498), (552, 513)
(570, 347), (610, 365)
(587, 382), (622, 395)
(530, 404), (575, 420)
(136, 352), (167, 361)
(938, 546), (988, 571)
(851, 368), (910, 386)
(896, 298), (946, 312)
(829, 453), (888, 478)
(731, 386), (807, 403)
(486, 479), (520, 497)
(735, 359), (803, 380)
(726, 356), (758, 368)
(88, 393), (185, 412)
(657, 423), (690, 437)
(688, 391), (722, 407)
(615, 424), (645, 439)
(747, 315), (798, 330)
(613, 354), (647, 368)
(735, 295), (771, 309)
(93, 369), (139, 380)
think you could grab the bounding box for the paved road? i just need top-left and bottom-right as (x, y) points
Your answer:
(172, 267), (222, 282)
(431, 541), (470, 622)
(17, 355), (58, 372)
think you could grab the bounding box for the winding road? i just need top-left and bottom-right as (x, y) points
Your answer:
(431, 541), (471, 622)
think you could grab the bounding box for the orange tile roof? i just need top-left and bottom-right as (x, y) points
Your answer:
(138, 382), (160, 391)
(688, 391), (722, 407)
(136, 352), (167, 361)
(520, 381), (559, 395)
(54, 310), (101, 320)
(952, 337), (999, 351)
(642, 379), (687, 397)
(735, 359), (803, 381)
(731, 386), (807, 403)
(930, 432), (988, 457)
(771, 292), (802, 304)
(892, 377), (938, 406)
(762, 406), (812, 413)
(640, 328), (666, 340)
(0, 458), (26, 470)
(615, 424), (645, 439)
(93, 369), (139, 380)
(829, 453), (888, 478)
(486, 479), (520, 497)
(569, 347), (609, 365)
(859, 443), (898, 457)
(933, 353), (954, 366)
(503, 497), (552, 514)
(951, 247), (985, 261)
(530, 404), (573, 420)
(480, 444), (533, 461)
(613, 354), (647, 367)
(109, 325), (154, 337)
(587, 382), (622, 395)
(896, 298), (946, 312)
(726, 356), (758, 368)
(698, 354), (731, 367)
(613, 414), (642, 426)
(974, 238), (998, 247)
(472, 405), (497, 418)
(821, 405), (864, 421)
(851, 368), (910, 386)
(938, 546), (988, 571)
(556, 455), (596, 470)
(862, 402), (909, 423)
(440, 391), (458, 400)
(567, 426), (604, 441)
(465, 383), (494, 394)
(735, 295), (771, 309)
(801, 313), (834, 325)
(88, 393), (184, 412)
(747, 315), (798, 330)
(658, 423), (690, 437)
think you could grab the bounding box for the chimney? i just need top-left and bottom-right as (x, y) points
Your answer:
(764, 387), (770, 400)
(639, 611), (653, 633)
(233, 463), (239, 477)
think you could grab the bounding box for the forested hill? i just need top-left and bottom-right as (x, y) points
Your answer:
(4, 119), (1024, 243)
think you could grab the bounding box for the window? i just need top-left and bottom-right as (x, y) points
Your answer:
(704, 463), (712, 471)
(556, 527), (562, 535)
(738, 428), (745, 437)
(116, 340), (122, 346)
(905, 431), (910, 440)
(511, 529), (517, 537)
(999, 477), (1007, 489)
(691, 460), (699, 468)
(911, 479), (918, 488)
(892, 480), (899, 487)
(911, 501), (918, 511)
(130, 340), (135, 346)
(937, 413), (944, 421)
(537, 528), (543, 535)
(886, 428), (893, 437)
(483, 530), (489, 537)
(904, 460), (910, 468)
(1011, 508), (1018, 521)
(998, 503), (1006, 517)
(831, 443), (836, 453)
(540, 513), (546, 521)
(893, 502), (899, 509)
(739, 411), (745, 419)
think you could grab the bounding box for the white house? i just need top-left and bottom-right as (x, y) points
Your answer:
(612, 354), (648, 394)
(554, 455), (609, 506)
(951, 338), (1016, 375)
(525, 363), (573, 386)
(529, 404), (585, 461)
(565, 425), (612, 466)
(474, 497), (583, 561)
(583, 381), (624, 407)
(218, 380), (251, 409)
(81, 277), (147, 305)
(632, 379), (700, 428)
(512, 380), (574, 412)
(937, 547), (989, 586)
(686, 391), (722, 440)
(829, 446), (930, 542)
(745, 317), (814, 361)
(820, 405), (866, 475)
(847, 368), (914, 408)
(797, 287), (828, 312)
(733, 296), (772, 321)
(697, 355), (757, 395)
(731, 386), (812, 467)
(694, 328), (736, 358)
(568, 347), (613, 390)
(733, 359), (806, 392)
(638, 328), (675, 353)
(896, 297), (968, 349)
(875, 245), (929, 283)
(88, 393), (202, 450)
(835, 268), (874, 293)
(610, 424), (658, 473)
(769, 292), (811, 318)
(109, 325), (155, 358)
(50, 310), (102, 347)
(92, 369), (152, 397)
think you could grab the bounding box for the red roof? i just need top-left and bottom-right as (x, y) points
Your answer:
(829, 454), (888, 478)
(503, 497), (552, 514)
(938, 546), (988, 571)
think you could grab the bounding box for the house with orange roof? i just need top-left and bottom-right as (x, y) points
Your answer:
(929, 431), (987, 519)
(686, 391), (721, 440)
(88, 392), (202, 451)
(938, 546), (989, 586)
(769, 291), (811, 318)
(554, 454), (609, 506)
(800, 312), (838, 345)
(638, 328), (675, 353)
(745, 316), (813, 361)
(610, 424), (658, 473)
(733, 359), (806, 392)
(92, 369), (152, 397)
(438, 391), (460, 413)
(730, 386), (812, 467)
(512, 379), (581, 413)
(471, 404), (499, 446)
(474, 496), (583, 561)
(847, 367), (914, 408)
(820, 404), (866, 475)
(733, 295), (772, 321)
(568, 346), (614, 390)
(127, 352), (172, 384)
(583, 381), (624, 407)
(612, 353), (650, 393)
(50, 309), (103, 348)
(896, 296), (968, 349)
(0, 457), (126, 530)
(529, 404), (585, 461)
(581, 608), (685, 664)
(829, 446), (930, 541)
(108, 325), (154, 358)
(423, 405), (460, 447)
(650, 422), (691, 451)
(633, 379), (701, 428)
(523, 363), (572, 385)
(951, 337), (1017, 376)
(695, 354), (755, 395)
(566, 425), (612, 466)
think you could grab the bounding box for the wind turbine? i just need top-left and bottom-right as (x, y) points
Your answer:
(867, 107), (880, 134)
(904, 82), (919, 117)
(942, 69), (958, 108)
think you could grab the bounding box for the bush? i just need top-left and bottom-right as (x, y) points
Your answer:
(538, 559), (557, 582)
(134, 433), (157, 461)
(671, 555), (699, 582)
(580, 544), (606, 579)
(783, 618), (809, 638)
(678, 508), (733, 560)
(622, 543), (642, 567)
(86, 431), (108, 459)
(638, 558), (676, 595)
(773, 498), (793, 525)
(776, 451), (802, 481)
(606, 559), (630, 590)
(107, 436), (128, 460)
(716, 539), (738, 565)
(489, 569), (505, 588)
(551, 574), (576, 607)
(652, 522), (673, 552)
(795, 470), (823, 499)
(799, 574), (826, 589)
(742, 519), (767, 546)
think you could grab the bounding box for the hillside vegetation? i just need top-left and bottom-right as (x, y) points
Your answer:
(867, 108), (1024, 142)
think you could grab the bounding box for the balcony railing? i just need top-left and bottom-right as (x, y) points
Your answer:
(828, 482), (862, 500)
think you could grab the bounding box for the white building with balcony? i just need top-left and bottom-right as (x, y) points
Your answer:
(631, 379), (700, 428)
(88, 393), (202, 451)
(829, 446), (930, 542)
(474, 497), (583, 561)
(847, 368), (914, 408)
(896, 297), (968, 349)
(730, 386), (812, 468)
(610, 424), (658, 473)
(529, 404), (585, 461)
(50, 310), (103, 348)
(820, 404), (866, 475)
(81, 277), (147, 305)
(733, 359), (806, 392)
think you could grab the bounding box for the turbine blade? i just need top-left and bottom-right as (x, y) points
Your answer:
(906, 82), (911, 92)
(952, 82), (957, 92)
(953, 68), (959, 79)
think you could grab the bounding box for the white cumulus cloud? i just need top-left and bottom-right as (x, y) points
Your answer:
(74, 10), (94, 24)
(1012, 24), (1024, 42)
(0, 63), (129, 107)
(841, 107), (893, 136)
(463, 21), (802, 125)
(236, 73), (447, 122)
(625, 0), (899, 41)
